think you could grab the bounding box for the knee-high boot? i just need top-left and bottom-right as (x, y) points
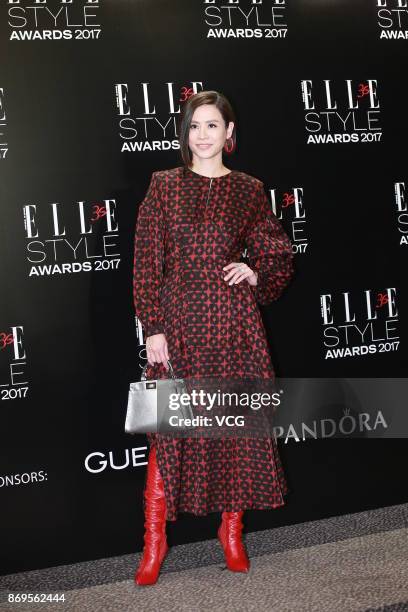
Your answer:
(134, 446), (169, 586)
(217, 511), (250, 573)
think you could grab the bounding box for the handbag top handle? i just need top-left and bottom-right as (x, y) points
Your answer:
(140, 359), (176, 381)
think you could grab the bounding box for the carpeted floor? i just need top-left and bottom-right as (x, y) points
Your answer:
(1, 503), (408, 612)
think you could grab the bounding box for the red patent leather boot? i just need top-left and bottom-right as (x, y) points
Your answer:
(134, 446), (169, 586)
(217, 511), (250, 573)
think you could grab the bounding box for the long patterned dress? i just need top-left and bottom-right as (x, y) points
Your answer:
(133, 165), (294, 521)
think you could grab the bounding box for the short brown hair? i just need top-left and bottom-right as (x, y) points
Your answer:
(178, 90), (236, 168)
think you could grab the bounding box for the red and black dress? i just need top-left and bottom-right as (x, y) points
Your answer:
(133, 166), (294, 521)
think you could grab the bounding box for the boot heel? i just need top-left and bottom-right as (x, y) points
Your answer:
(218, 511), (250, 573)
(135, 538), (169, 586)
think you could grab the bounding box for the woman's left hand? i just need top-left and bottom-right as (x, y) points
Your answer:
(222, 262), (258, 286)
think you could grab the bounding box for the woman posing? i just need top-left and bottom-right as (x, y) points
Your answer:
(132, 90), (294, 585)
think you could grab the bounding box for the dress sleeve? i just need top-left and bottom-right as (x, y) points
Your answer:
(132, 171), (166, 338)
(245, 180), (294, 305)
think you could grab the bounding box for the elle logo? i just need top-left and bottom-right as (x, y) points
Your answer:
(7, 1), (99, 3)
(115, 82), (203, 117)
(23, 201), (118, 239)
(301, 80), (380, 111)
(321, 289), (398, 326)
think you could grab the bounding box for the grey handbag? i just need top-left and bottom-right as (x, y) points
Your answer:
(125, 359), (195, 434)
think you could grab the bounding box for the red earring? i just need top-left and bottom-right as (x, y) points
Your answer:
(223, 137), (234, 154)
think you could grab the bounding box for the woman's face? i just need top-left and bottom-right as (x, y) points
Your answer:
(188, 104), (234, 163)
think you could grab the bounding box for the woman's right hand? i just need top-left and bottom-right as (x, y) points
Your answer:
(145, 333), (169, 370)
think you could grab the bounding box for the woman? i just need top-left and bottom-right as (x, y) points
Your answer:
(132, 90), (294, 585)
